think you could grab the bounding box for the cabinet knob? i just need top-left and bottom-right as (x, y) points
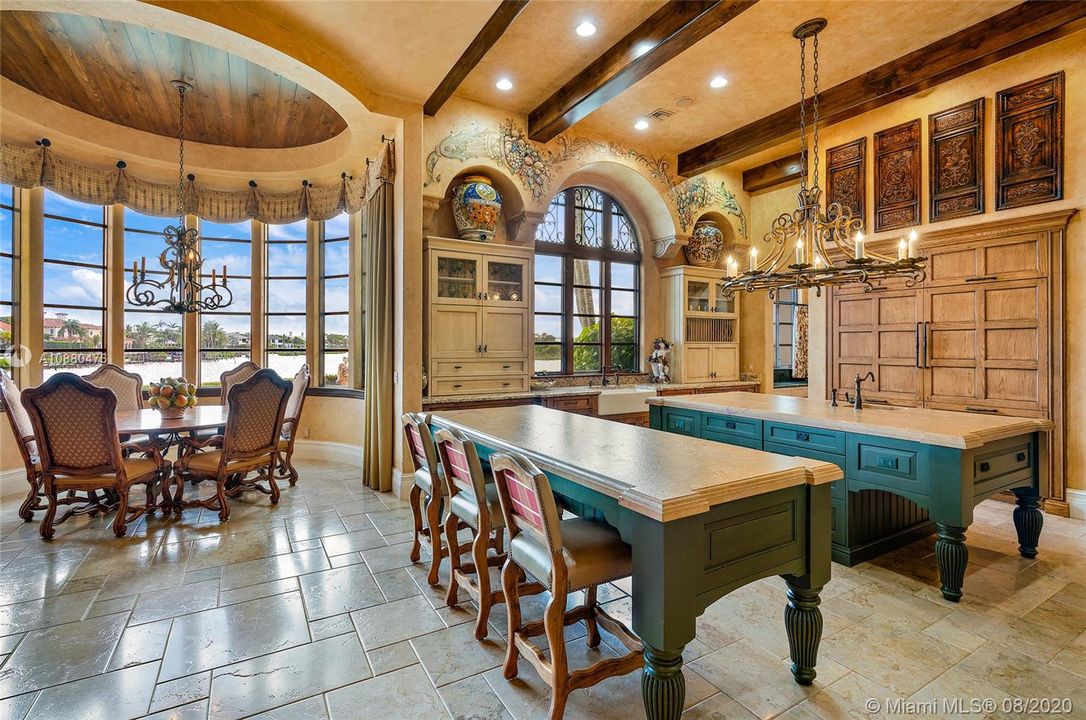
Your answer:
(1016, 452), (1026, 463)
(979, 461), (991, 473)
(795, 431), (810, 442)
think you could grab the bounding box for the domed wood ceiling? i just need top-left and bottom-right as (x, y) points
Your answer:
(0, 10), (348, 149)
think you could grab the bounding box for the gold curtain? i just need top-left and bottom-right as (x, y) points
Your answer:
(362, 178), (394, 491)
(792, 304), (809, 380)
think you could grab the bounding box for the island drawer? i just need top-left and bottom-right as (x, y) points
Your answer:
(764, 441), (846, 500)
(661, 408), (699, 436)
(847, 436), (925, 497)
(971, 438), (1034, 493)
(763, 421), (845, 456)
(701, 413), (762, 443)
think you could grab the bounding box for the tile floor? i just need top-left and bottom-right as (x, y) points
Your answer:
(0, 459), (1084, 720)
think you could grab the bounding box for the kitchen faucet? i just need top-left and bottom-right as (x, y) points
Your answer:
(852, 371), (876, 410)
(601, 365), (621, 387)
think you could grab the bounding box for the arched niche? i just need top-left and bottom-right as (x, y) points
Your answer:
(425, 164), (530, 245)
(553, 161), (676, 257)
(692, 210), (743, 269)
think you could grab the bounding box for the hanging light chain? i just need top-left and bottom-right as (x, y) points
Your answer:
(798, 35), (807, 192)
(177, 84), (186, 218)
(811, 30), (821, 191)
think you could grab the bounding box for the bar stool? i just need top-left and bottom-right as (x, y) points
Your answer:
(401, 413), (449, 586)
(433, 427), (507, 640)
(490, 451), (643, 720)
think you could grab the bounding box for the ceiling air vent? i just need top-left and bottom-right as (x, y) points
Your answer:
(645, 107), (675, 121)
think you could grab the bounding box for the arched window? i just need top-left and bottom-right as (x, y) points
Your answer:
(534, 186), (640, 374)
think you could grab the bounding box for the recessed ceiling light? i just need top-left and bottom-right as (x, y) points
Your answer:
(634, 119), (650, 131)
(495, 77), (513, 91)
(674, 96), (696, 107)
(576, 20), (597, 37)
(710, 75), (729, 89)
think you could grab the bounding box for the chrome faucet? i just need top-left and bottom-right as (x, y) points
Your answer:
(852, 372), (875, 410)
(601, 365), (621, 387)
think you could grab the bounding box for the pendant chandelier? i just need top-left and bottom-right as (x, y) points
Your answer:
(126, 80), (232, 313)
(721, 18), (926, 298)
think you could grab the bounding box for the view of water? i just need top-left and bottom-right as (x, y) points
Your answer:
(41, 352), (347, 386)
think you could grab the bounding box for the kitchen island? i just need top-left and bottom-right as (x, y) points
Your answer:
(428, 405), (841, 720)
(648, 392), (1054, 602)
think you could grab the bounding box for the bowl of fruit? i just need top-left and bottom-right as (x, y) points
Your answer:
(148, 377), (198, 419)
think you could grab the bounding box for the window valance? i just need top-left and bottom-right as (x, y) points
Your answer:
(0, 139), (394, 223)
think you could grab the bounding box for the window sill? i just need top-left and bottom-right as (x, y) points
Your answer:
(308, 387), (365, 399)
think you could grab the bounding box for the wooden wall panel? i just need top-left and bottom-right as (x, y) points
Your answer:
(874, 119), (921, 231)
(826, 138), (866, 230)
(929, 98), (985, 221)
(996, 72), (1065, 210)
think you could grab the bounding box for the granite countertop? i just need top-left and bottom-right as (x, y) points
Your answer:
(430, 405), (841, 522)
(423, 385), (602, 405)
(656, 379), (760, 391)
(648, 392), (1053, 449)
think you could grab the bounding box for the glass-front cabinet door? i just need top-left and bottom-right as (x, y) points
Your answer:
(432, 251), (481, 304)
(483, 257), (527, 306)
(686, 280), (711, 313)
(713, 282), (737, 314)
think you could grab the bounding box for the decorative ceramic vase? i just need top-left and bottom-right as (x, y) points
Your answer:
(685, 220), (725, 267)
(452, 175), (503, 242)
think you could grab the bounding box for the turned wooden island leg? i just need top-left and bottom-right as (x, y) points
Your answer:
(641, 645), (686, 720)
(934, 523), (968, 602)
(783, 578), (824, 685)
(1011, 487), (1043, 559)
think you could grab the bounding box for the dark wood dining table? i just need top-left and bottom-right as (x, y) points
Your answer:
(114, 406), (228, 512)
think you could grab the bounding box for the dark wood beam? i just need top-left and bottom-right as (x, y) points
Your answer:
(424, 0), (530, 117)
(742, 152), (805, 193)
(528, 0), (757, 143)
(679, 1), (1086, 176)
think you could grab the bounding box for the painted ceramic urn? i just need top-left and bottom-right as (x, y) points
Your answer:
(685, 219), (725, 267)
(452, 175), (503, 242)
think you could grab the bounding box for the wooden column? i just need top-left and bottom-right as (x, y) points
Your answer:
(306, 218), (321, 381)
(20, 187), (43, 386)
(349, 210), (364, 389)
(106, 204), (126, 367)
(250, 220), (265, 364)
(182, 213), (199, 381)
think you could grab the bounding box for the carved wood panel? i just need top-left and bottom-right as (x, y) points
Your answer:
(874, 119), (921, 232)
(826, 138), (866, 231)
(996, 72), (1064, 210)
(929, 98), (984, 221)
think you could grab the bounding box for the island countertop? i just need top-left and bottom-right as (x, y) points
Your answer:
(428, 405), (842, 522)
(647, 392), (1053, 449)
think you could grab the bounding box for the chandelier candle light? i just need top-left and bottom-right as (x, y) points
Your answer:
(126, 80), (233, 313)
(722, 19), (926, 298)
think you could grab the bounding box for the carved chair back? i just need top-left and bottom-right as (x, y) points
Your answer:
(220, 361), (261, 404)
(433, 427), (487, 504)
(490, 452), (563, 555)
(222, 369), (291, 463)
(402, 413), (439, 475)
(20, 373), (126, 480)
(85, 363), (144, 414)
(0, 369), (39, 467)
(281, 364), (311, 442)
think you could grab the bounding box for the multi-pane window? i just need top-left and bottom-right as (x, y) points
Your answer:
(42, 190), (107, 378)
(265, 220), (308, 378)
(123, 210), (183, 382)
(0, 185), (17, 366)
(320, 214), (350, 386)
(534, 187), (640, 374)
(774, 288), (801, 369)
(199, 220), (252, 385)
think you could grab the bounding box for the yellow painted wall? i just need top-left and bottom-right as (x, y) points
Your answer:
(727, 31), (1085, 491)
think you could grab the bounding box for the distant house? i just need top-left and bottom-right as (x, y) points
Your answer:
(42, 312), (102, 340)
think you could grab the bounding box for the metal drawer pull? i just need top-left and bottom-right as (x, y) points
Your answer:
(1016, 452), (1026, 463)
(482, 344), (488, 353)
(503, 382), (510, 386)
(454, 365), (463, 369)
(725, 421), (736, 430)
(795, 431), (810, 442)
(453, 384), (463, 388)
(979, 462), (991, 472)
(964, 275), (998, 282)
(965, 406), (999, 414)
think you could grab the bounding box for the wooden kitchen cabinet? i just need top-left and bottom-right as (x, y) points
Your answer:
(661, 266), (741, 383)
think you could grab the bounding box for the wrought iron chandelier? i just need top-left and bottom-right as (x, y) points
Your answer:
(721, 18), (926, 298)
(126, 80), (232, 313)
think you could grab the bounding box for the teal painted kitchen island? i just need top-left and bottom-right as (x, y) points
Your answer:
(428, 405), (841, 720)
(648, 392), (1054, 602)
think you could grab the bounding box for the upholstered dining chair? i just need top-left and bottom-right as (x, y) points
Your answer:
(220, 360), (260, 403)
(433, 426), (507, 640)
(85, 363), (161, 456)
(177, 368), (291, 521)
(402, 412), (455, 587)
(275, 364), (310, 487)
(490, 451), (642, 720)
(1, 369), (45, 521)
(20, 373), (163, 539)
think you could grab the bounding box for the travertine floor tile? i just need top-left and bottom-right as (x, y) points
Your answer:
(411, 622), (506, 686)
(23, 661), (159, 720)
(350, 594), (445, 650)
(107, 618), (172, 670)
(149, 671), (211, 714)
(0, 612), (128, 696)
(325, 665), (446, 720)
(298, 564), (384, 620)
(131, 578), (219, 625)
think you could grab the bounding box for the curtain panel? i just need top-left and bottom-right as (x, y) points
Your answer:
(0, 140), (393, 224)
(792, 304), (809, 380)
(362, 174), (395, 492)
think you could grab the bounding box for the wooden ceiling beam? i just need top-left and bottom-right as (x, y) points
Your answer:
(679, 1), (1086, 176)
(742, 152), (804, 193)
(423, 0), (530, 117)
(528, 0), (758, 143)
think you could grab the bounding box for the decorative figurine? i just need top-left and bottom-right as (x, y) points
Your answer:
(648, 338), (673, 384)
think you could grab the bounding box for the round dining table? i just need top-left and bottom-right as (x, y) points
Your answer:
(114, 406), (228, 513)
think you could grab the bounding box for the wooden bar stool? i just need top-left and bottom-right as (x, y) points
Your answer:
(490, 451), (643, 720)
(401, 412), (450, 586)
(433, 427), (508, 640)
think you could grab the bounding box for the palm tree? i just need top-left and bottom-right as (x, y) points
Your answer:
(59, 318), (85, 341)
(201, 319), (228, 349)
(128, 322), (156, 348)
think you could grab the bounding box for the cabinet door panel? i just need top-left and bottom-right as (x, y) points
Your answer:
(926, 247), (979, 286)
(683, 344), (712, 382)
(483, 257), (528, 307)
(710, 344), (739, 381)
(481, 307), (528, 358)
(982, 238), (1045, 280)
(431, 306), (482, 358)
(431, 251), (481, 305)
(830, 289), (921, 405)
